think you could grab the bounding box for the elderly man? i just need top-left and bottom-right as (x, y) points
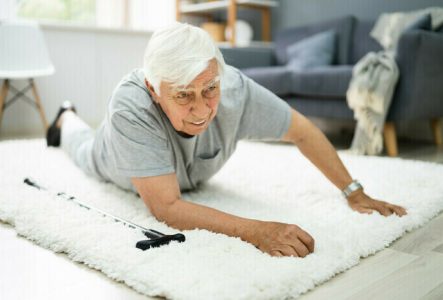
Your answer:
(46, 22), (406, 258)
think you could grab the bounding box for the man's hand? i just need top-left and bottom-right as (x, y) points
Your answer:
(347, 190), (407, 217)
(249, 221), (315, 257)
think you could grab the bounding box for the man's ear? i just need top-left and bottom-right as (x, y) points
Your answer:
(145, 79), (159, 103)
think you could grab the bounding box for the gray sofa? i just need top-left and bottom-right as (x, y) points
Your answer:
(220, 15), (443, 156)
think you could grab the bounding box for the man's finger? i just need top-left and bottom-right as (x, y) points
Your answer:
(290, 239), (310, 257)
(357, 207), (373, 214)
(390, 204), (407, 217)
(270, 250), (284, 257)
(376, 204), (392, 216)
(274, 245), (298, 257)
(285, 244), (301, 257)
(399, 206), (407, 216)
(297, 230), (315, 253)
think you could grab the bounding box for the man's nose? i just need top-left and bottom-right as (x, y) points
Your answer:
(191, 95), (210, 117)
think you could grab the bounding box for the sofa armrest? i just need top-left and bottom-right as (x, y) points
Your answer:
(389, 30), (443, 120)
(219, 46), (276, 69)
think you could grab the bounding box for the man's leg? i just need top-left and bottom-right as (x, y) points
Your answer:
(59, 111), (99, 178)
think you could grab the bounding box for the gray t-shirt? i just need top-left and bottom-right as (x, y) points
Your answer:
(92, 65), (291, 193)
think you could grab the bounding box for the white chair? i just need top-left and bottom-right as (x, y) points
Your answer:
(0, 20), (55, 133)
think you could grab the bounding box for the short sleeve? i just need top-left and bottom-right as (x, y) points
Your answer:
(237, 73), (292, 140)
(108, 110), (175, 178)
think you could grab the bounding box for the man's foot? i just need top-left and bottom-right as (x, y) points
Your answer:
(46, 101), (77, 147)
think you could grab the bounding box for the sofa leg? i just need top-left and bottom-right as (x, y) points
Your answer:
(430, 118), (443, 146)
(383, 122), (398, 157)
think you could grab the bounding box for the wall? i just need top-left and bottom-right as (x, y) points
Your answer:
(271, 0), (443, 33)
(0, 26), (151, 137)
(1, 0), (442, 141)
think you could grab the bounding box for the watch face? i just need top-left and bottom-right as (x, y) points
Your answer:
(343, 180), (362, 197)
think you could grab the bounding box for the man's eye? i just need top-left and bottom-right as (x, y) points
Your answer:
(204, 86), (218, 97)
(176, 92), (188, 99)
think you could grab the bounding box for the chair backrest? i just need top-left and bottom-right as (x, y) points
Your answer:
(0, 20), (55, 79)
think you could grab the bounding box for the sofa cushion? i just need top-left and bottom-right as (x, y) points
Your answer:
(350, 20), (382, 64)
(286, 30), (336, 70)
(241, 66), (292, 96)
(350, 15), (431, 64)
(404, 13), (432, 32)
(371, 13), (434, 51)
(275, 15), (355, 66)
(289, 65), (353, 98)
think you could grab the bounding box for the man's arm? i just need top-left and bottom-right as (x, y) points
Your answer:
(132, 173), (257, 238)
(132, 173), (315, 257)
(281, 108), (406, 216)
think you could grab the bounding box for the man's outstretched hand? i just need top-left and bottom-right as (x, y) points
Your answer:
(247, 191), (406, 258)
(347, 190), (407, 217)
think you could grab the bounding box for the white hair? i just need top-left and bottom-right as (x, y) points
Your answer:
(143, 22), (226, 96)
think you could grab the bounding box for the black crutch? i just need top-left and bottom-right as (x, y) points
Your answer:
(23, 178), (185, 250)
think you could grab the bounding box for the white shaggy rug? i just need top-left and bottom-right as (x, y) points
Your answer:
(1, 139), (443, 300)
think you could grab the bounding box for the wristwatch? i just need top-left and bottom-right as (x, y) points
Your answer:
(342, 180), (363, 198)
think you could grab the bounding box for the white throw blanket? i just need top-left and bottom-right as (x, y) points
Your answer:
(371, 7), (443, 51)
(346, 7), (443, 155)
(346, 51), (399, 155)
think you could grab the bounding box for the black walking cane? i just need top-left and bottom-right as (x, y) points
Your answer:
(23, 178), (185, 250)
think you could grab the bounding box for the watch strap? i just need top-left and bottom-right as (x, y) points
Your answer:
(342, 180), (363, 198)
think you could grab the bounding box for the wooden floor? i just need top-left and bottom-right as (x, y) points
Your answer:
(300, 215), (443, 300)
(1, 133), (443, 300)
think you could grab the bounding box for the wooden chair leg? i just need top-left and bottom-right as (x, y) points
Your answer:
(383, 122), (398, 157)
(30, 78), (48, 130)
(0, 79), (10, 132)
(430, 118), (442, 146)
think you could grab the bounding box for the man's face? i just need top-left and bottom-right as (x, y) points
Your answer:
(146, 59), (220, 136)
